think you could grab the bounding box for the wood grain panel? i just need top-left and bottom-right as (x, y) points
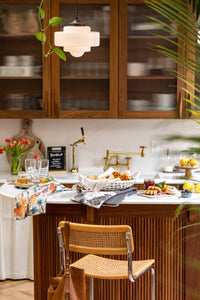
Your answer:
(33, 204), (188, 300)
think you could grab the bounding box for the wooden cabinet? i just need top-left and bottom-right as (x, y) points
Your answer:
(0, 0), (190, 119)
(119, 0), (182, 119)
(51, 0), (118, 118)
(0, 0), (51, 118)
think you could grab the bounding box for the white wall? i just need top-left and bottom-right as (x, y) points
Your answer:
(0, 119), (200, 174)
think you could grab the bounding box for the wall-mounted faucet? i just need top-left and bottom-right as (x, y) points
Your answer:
(70, 127), (86, 173)
(104, 146), (146, 170)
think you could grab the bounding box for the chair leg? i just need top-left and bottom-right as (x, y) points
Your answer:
(90, 277), (94, 300)
(151, 267), (155, 300)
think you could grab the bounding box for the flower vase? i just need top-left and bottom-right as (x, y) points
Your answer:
(11, 156), (22, 175)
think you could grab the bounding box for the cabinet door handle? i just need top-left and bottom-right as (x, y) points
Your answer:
(54, 93), (59, 118)
(186, 93), (192, 119)
(178, 91), (183, 118)
(44, 91), (48, 118)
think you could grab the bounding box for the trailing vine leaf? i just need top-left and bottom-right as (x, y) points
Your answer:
(38, 6), (45, 19)
(35, 0), (66, 61)
(53, 48), (67, 61)
(49, 17), (63, 27)
(34, 32), (46, 43)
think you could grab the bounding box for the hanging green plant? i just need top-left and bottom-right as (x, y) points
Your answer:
(34, 0), (66, 61)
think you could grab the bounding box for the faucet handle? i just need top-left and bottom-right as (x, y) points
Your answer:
(81, 127), (84, 136)
(140, 146), (146, 157)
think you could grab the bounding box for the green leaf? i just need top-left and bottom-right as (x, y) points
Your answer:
(49, 17), (63, 27)
(38, 6), (45, 19)
(34, 32), (46, 42)
(0, 8), (2, 14)
(53, 48), (66, 61)
(156, 181), (166, 189)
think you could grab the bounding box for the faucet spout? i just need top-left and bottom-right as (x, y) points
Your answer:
(71, 127), (86, 173)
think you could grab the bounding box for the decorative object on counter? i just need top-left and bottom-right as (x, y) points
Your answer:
(17, 171), (27, 184)
(47, 146), (66, 174)
(70, 127), (86, 173)
(144, 178), (155, 190)
(0, 137), (31, 175)
(78, 168), (138, 192)
(104, 146), (146, 171)
(38, 158), (49, 180)
(140, 181), (180, 198)
(7, 119), (45, 170)
(163, 149), (174, 173)
(175, 164), (199, 180)
(34, 0), (66, 61)
(25, 158), (37, 182)
(183, 181), (195, 192)
(14, 182), (57, 220)
(181, 189), (192, 198)
(72, 187), (137, 209)
(54, 0), (100, 57)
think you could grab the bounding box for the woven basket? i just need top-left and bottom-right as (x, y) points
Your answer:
(78, 174), (135, 191)
(101, 180), (135, 191)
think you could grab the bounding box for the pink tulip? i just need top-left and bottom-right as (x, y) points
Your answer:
(34, 154), (39, 160)
(5, 138), (10, 143)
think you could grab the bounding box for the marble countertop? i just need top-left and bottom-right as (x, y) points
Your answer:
(1, 182), (200, 205)
(1, 170), (200, 185)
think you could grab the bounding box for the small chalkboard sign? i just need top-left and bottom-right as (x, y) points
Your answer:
(47, 146), (66, 171)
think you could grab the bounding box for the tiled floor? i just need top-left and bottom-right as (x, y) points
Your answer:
(0, 280), (34, 300)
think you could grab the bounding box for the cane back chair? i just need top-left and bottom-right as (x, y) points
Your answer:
(58, 221), (155, 300)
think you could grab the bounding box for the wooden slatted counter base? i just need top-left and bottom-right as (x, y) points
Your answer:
(33, 203), (200, 300)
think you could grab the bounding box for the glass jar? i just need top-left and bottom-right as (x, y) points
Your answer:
(17, 171), (27, 184)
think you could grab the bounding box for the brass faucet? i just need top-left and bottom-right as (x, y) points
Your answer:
(104, 146), (146, 170)
(70, 127), (86, 173)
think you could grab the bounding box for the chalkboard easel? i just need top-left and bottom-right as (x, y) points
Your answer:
(47, 146), (66, 174)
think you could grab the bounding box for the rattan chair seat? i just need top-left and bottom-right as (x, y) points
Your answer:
(71, 254), (155, 279)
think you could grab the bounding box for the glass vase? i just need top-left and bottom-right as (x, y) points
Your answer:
(11, 156), (22, 175)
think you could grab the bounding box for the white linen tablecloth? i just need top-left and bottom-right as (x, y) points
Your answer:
(0, 183), (33, 280)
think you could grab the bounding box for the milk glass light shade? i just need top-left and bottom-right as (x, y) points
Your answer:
(54, 26), (100, 57)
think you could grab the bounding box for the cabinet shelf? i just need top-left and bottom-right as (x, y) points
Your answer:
(60, 76), (109, 80)
(127, 35), (177, 39)
(0, 33), (36, 39)
(127, 75), (176, 80)
(0, 76), (42, 80)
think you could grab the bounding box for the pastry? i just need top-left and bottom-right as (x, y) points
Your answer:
(165, 186), (178, 195)
(112, 171), (131, 181)
(148, 186), (161, 192)
(87, 175), (98, 180)
(144, 190), (158, 195)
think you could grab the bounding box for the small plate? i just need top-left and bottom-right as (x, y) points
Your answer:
(15, 182), (34, 189)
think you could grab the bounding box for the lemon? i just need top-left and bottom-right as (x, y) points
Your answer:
(195, 183), (200, 193)
(183, 181), (195, 191)
(189, 158), (198, 167)
(180, 157), (189, 167)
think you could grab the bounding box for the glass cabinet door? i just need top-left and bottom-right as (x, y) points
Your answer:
(119, 1), (178, 118)
(51, 0), (118, 118)
(0, 1), (48, 118)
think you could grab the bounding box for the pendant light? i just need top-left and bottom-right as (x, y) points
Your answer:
(54, 0), (100, 57)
